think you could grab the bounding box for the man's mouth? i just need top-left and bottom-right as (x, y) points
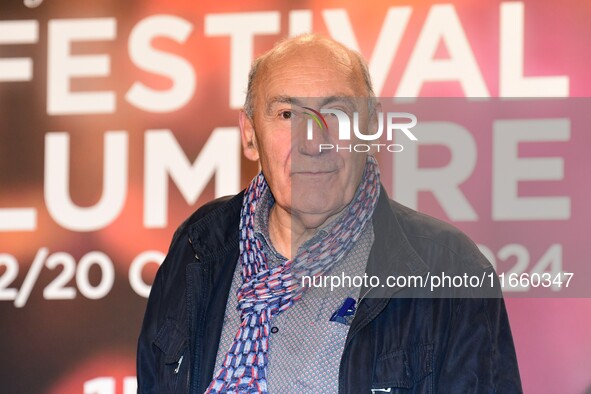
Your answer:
(291, 169), (337, 176)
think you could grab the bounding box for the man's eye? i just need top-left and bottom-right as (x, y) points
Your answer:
(279, 110), (292, 120)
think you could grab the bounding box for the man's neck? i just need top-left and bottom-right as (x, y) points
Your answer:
(267, 203), (344, 260)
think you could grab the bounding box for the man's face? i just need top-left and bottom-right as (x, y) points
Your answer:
(240, 45), (374, 229)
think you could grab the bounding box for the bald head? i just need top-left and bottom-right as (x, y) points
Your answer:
(243, 34), (375, 119)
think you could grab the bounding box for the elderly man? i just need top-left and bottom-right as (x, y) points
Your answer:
(137, 34), (522, 393)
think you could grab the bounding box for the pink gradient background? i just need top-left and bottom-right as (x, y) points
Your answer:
(0, 1), (589, 393)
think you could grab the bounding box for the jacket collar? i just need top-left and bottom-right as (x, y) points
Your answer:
(188, 191), (244, 261)
(363, 185), (429, 298)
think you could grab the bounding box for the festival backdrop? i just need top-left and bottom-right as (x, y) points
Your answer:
(1, 0), (590, 393)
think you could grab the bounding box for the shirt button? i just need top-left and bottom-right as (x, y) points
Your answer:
(271, 326), (279, 334)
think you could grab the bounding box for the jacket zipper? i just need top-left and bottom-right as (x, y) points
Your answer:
(189, 245), (208, 393)
(173, 355), (184, 374)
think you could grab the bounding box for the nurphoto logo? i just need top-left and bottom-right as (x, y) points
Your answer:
(303, 107), (418, 153)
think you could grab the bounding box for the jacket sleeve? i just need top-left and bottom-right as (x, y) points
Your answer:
(136, 256), (166, 393)
(430, 223), (523, 392)
(436, 291), (523, 392)
(136, 222), (187, 393)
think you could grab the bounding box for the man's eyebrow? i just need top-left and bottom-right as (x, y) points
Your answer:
(265, 95), (357, 114)
(318, 96), (356, 109)
(265, 96), (305, 114)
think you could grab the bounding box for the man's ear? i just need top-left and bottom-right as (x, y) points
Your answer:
(239, 110), (260, 161)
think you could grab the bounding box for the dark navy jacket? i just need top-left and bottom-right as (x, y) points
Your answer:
(137, 187), (522, 393)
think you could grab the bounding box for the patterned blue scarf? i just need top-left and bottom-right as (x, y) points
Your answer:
(205, 156), (380, 393)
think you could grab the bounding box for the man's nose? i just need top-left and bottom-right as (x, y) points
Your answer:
(295, 118), (331, 156)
